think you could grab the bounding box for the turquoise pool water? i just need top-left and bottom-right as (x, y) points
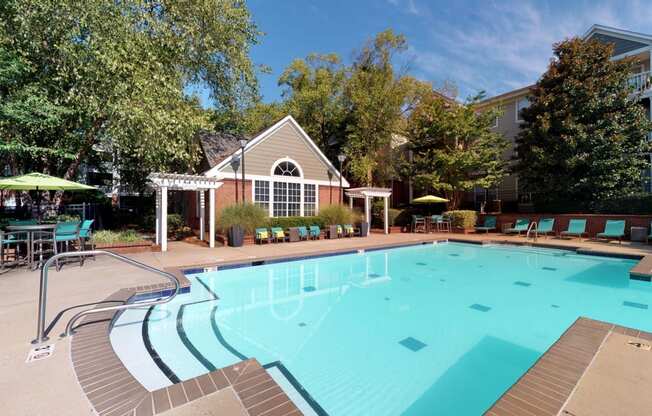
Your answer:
(144, 242), (650, 415)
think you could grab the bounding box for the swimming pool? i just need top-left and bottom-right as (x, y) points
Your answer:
(112, 242), (651, 415)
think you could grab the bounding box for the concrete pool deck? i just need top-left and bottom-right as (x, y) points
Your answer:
(2, 231), (652, 415)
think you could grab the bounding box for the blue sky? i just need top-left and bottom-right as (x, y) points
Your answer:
(196, 0), (652, 106)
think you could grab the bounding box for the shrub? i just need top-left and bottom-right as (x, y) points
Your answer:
(56, 214), (81, 222)
(591, 193), (652, 215)
(318, 204), (359, 225)
(92, 229), (143, 244)
(443, 210), (477, 229)
(217, 203), (268, 234)
(268, 216), (325, 229)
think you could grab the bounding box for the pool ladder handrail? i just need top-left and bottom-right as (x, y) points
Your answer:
(526, 221), (538, 241)
(32, 250), (180, 345)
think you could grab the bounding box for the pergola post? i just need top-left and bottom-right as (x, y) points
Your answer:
(383, 196), (389, 235)
(349, 196), (353, 209)
(199, 190), (205, 241)
(161, 186), (168, 252)
(155, 188), (161, 245)
(209, 188), (215, 248)
(364, 196), (370, 227)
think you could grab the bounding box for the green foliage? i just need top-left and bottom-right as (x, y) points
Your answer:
(318, 204), (359, 225)
(591, 193), (652, 215)
(1, 0), (259, 193)
(167, 214), (192, 240)
(55, 214), (80, 223)
(92, 229), (142, 244)
(268, 216), (325, 229)
(515, 38), (652, 207)
(443, 210), (478, 229)
(217, 203), (268, 234)
(406, 91), (508, 210)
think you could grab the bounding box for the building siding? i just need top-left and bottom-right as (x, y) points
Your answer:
(590, 33), (648, 56)
(218, 122), (334, 182)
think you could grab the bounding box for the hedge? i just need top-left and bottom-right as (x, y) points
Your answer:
(443, 210), (478, 229)
(268, 216), (325, 229)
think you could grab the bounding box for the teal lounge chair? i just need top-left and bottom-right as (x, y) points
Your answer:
(271, 227), (286, 243)
(309, 225), (320, 240)
(560, 219), (587, 241)
(596, 220), (626, 244)
(505, 218), (530, 235)
(474, 216), (496, 233)
(343, 224), (355, 237)
(54, 221), (82, 270)
(297, 226), (309, 241)
(647, 222), (652, 244)
(537, 218), (555, 238)
(255, 228), (270, 244)
(79, 219), (95, 250)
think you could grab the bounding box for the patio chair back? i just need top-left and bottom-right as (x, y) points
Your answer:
(297, 226), (308, 237)
(343, 224), (354, 235)
(309, 225), (320, 237)
(79, 219), (95, 239)
(8, 219), (37, 226)
(602, 220), (625, 236)
(271, 227), (285, 240)
(538, 218), (555, 233)
(566, 219), (587, 234)
(255, 228), (269, 239)
(55, 221), (81, 242)
(514, 218), (530, 230)
(482, 216), (497, 228)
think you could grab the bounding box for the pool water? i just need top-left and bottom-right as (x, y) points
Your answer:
(128, 242), (651, 415)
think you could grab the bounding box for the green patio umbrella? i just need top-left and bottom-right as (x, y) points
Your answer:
(411, 195), (449, 204)
(0, 173), (96, 217)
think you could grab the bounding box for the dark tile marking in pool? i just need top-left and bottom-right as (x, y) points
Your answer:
(368, 273), (382, 278)
(210, 305), (248, 361)
(551, 304), (560, 308)
(416, 262), (427, 266)
(298, 322), (307, 327)
(470, 304), (491, 312)
(143, 306), (182, 384)
(623, 300), (649, 310)
(514, 281), (531, 287)
(449, 254), (460, 257)
(263, 360), (329, 416)
(440, 279), (446, 282)
(303, 286), (316, 292)
(384, 297), (391, 301)
(542, 266), (557, 271)
(486, 317), (652, 416)
(399, 337), (427, 352)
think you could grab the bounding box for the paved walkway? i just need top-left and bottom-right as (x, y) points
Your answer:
(1, 231), (652, 415)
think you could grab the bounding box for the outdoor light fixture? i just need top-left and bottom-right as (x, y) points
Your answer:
(231, 155), (240, 203)
(239, 139), (247, 203)
(337, 154), (346, 204)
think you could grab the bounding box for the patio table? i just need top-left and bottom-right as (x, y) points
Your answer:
(6, 224), (56, 269)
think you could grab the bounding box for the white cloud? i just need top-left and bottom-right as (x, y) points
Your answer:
(387, 0), (420, 16)
(409, 0), (652, 98)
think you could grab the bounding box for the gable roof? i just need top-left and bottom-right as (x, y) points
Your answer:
(197, 131), (246, 167)
(583, 25), (652, 57)
(204, 115), (350, 187)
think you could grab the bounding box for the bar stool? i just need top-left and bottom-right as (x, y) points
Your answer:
(1, 230), (29, 271)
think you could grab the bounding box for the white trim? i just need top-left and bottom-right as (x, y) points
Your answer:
(270, 157), (304, 178)
(204, 115), (350, 187)
(515, 97), (529, 123)
(211, 171), (340, 187)
(611, 45), (652, 61)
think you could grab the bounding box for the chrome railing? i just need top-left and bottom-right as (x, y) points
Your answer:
(628, 71), (652, 94)
(526, 221), (538, 241)
(32, 250), (179, 344)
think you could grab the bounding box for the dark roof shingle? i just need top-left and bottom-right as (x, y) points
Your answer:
(197, 131), (245, 167)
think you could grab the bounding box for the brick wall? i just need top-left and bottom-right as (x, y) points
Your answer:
(319, 185), (342, 208)
(480, 213), (652, 238)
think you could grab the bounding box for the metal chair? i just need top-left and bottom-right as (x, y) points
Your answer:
(54, 221), (82, 270)
(412, 215), (426, 233)
(31, 229), (56, 270)
(1, 230), (30, 271)
(78, 219), (95, 250)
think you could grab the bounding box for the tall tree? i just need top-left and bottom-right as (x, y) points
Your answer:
(406, 92), (508, 209)
(515, 37), (652, 209)
(1, 0), (260, 194)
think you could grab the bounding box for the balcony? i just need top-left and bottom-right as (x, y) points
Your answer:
(628, 71), (652, 94)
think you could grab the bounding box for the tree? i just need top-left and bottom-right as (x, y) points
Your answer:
(1, 0), (259, 195)
(514, 37), (652, 210)
(406, 92), (508, 209)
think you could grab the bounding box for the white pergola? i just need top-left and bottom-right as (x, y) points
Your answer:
(148, 173), (223, 252)
(345, 187), (393, 235)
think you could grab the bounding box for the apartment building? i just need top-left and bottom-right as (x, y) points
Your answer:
(475, 24), (652, 210)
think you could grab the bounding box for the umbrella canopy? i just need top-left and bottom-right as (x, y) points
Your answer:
(412, 195), (449, 204)
(0, 173), (96, 191)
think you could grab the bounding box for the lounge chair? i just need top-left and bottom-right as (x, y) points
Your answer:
(505, 218), (530, 235)
(79, 219), (95, 250)
(560, 219), (587, 241)
(255, 228), (270, 244)
(474, 216), (496, 233)
(343, 224), (355, 237)
(270, 227), (286, 243)
(537, 218), (555, 238)
(596, 220), (626, 244)
(297, 226), (309, 241)
(647, 222), (652, 244)
(309, 225), (320, 240)
(54, 221), (82, 270)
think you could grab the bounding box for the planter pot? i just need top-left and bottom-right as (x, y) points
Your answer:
(452, 227), (475, 234)
(227, 225), (244, 247)
(359, 222), (369, 237)
(389, 226), (403, 234)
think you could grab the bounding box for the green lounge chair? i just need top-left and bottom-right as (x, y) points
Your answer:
(505, 218), (530, 235)
(596, 220), (626, 244)
(309, 225), (320, 240)
(560, 219), (587, 241)
(343, 224), (355, 237)
(255, 228), (270, 244)
(537, 218), (555, 238)
(474, 216), (496, 233)
(297, 226), (309, 241)
(270, 227), (286, 243)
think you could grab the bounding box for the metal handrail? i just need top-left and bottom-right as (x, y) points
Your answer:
(526, 221), (538, 241)
(32, 250), (180, 344)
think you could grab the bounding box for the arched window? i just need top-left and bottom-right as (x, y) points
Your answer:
(274, 161), (300, 177)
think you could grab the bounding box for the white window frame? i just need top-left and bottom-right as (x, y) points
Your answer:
(515, 97), (530, 123)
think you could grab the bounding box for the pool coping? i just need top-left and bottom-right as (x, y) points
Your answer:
(69, 237), (652, 416)
(484, 317), (652, 416)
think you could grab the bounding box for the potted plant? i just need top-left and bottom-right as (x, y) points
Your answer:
(227, 224), (244, 247)
(217, 203), (268, 247)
